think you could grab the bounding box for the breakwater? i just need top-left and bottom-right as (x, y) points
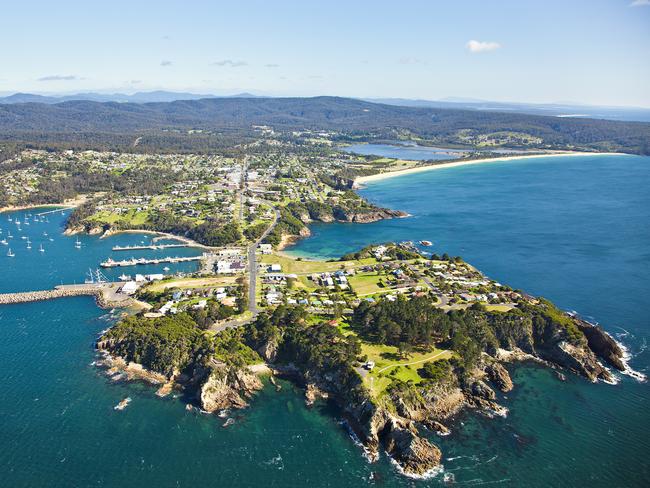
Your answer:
(0, 283), (134, 308)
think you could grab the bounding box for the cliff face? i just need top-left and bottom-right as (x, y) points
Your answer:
(198, 363), (263, 412)
(490, 312), (620, 382)
(575, 319), (625, 371)
(332, 207), (408, 223)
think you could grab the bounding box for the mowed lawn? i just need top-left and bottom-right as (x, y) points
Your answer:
(348, 272), (385, 296)
(360, 342), (453, 397)
(146, 276), (237, 292)
(260, 253), (376, 275)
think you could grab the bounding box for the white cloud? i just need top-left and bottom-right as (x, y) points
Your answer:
(211, 59), (248, 67)
(398, 57), (424, 65)
(37, 74), (80, 81)
(160, 60), (172, 67)
(630, 0), (650, 6)
(466, 40), (501, 53)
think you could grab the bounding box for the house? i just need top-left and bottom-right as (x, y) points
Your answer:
(269, 263), (282, 272)
(216, 261), (232, 274)
(259, 243), (272, 254)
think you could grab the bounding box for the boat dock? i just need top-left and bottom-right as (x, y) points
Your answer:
(112, 243), (189, 251)
(100, 255), (203, 268)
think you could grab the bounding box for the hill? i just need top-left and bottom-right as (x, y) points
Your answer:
(1, 96), (649, 154)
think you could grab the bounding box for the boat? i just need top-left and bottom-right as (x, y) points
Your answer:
(75, 238), (81, 249)
(7, 248), (15, 257)
(0, 239), (7, 246)
(39, 244), (45, 253)
(118, 273), (131, 281)
(26, 242), (31, 249)
(419, 240), (433, 247)
(163, 266), (170, 272)
(114, 397), (132, 411)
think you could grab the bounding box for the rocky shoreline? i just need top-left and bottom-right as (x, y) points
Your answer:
(94, 317), (633, 478)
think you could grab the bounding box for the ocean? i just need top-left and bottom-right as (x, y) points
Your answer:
(1, 153), (649, 486)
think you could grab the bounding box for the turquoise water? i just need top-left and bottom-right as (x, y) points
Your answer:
(2, 154), (649, 486)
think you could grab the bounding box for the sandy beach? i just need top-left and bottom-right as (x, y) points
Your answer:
(354, 151), (629, 186)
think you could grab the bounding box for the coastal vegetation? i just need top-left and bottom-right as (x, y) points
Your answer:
(96, 241), (627, 477)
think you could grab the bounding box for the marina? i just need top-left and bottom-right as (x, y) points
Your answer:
(100, 254), (203, 268)
(111, 243), (189, 251)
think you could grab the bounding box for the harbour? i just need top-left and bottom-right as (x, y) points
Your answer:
(100, 255), (204, 268)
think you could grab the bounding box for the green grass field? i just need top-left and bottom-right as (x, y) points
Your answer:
(260, 253), (376, 275)
(359, 342), (452, 397)
(348, 272), (385, 296)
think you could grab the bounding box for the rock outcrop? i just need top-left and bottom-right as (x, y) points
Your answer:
(575, 319), (625, 371)
(198, 363), (263, 412)
(382, 416), (442, 476)
(485, 362), (513, 392)
(333, 207), (407, 223)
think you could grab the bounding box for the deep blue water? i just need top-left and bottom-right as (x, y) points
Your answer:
(289, 154), (650, 485)
(1, 153), (649, 486)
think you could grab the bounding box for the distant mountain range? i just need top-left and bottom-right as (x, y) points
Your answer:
(0, 96), (648, 155)
(0, 91), (260, 105)
(365, 98), (650, 123)
(1, 91), (648, 123)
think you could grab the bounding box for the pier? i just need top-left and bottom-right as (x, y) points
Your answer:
(112, 243), (189, 251)
(100, 255), (203, 268)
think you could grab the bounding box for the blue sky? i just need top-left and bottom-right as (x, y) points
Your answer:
(2, 0), (649, 107)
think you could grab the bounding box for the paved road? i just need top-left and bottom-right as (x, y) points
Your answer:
(247, 205), (280, 314)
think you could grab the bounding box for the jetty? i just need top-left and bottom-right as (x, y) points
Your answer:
(112, 243), (189, 251)
(0, 283), (135, 308)
(100, 255), (203, 268)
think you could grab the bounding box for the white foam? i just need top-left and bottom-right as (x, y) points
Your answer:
(386, 454), (444, 480)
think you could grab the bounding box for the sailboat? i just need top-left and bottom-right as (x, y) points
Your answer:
(39, 244), (45, 253)
(75, 238), (82, 249)
(26, 241), (31, 249)
(7, 248), (15, 257)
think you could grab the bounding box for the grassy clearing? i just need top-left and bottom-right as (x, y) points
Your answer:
(260, 253), (375, 275)
(359, 342), (452, 397)
(484, 304), (517, 312)
(146, 276), (237, 292)
(348, 272), (385, 296)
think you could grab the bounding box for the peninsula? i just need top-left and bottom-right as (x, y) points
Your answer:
(0, 120), (644, 478)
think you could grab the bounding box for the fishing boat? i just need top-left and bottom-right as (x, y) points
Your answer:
(7, 248), (15, 257)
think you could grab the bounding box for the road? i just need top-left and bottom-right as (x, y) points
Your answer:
(374, 349), (450, 374)
(247, 205), (280, 314)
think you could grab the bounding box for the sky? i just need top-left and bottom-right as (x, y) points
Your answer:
(2, 0), (649, 107)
